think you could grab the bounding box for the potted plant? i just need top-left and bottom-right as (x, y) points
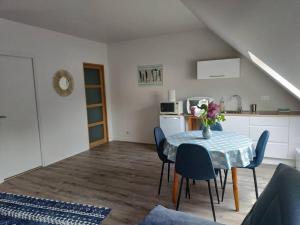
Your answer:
(191, 102), (225, 139)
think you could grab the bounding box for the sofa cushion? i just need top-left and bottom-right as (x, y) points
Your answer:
(139, 205), (224, 225)
(241, 163), (300, 225)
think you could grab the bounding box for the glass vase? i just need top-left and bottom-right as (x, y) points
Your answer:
(202, 126), (212, 139)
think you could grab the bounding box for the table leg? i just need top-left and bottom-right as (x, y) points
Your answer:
(231, 168), (239, 212)
(172, 170), (179, 204)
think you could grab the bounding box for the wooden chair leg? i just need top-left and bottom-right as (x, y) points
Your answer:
(214, 177), (220, 204)
(252, 168), (259, 199)
(221, 169), (228, 202)
(208, 180), (216, 222)
(158, 162), (165, 195)
(176, 176), (184, 211)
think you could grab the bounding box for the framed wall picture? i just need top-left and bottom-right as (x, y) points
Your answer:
(138, 64), (163, 86)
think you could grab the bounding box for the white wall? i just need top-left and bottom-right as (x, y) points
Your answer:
(108, 29), (300, 143)
(182, 0), (300, 99)
(0, 19), (112, 166)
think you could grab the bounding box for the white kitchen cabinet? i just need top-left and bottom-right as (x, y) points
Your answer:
(249, 117), (289, 127)
(257, 142), (288, 159)
(250, 126), (289, 143)
(296, 148), (300, 171)
(249, 116), (290, 159)
(160, 115), (185, 137)
(223, 115), (300, 162)
(222, 116), (249, 136)
(197, 58), (240, 79)
(288, 117), (300, 159)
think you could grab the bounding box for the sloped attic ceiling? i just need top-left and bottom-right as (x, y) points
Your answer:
(0, 0), (204, 43)
(181, 0), (300, 100)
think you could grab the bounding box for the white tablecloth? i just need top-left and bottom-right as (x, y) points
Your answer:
(164, 131), (255, 169)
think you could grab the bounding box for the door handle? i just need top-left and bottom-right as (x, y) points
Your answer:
(209, 75), (225, 78)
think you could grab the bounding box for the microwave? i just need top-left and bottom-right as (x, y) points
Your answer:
(160, 101), (183, 115)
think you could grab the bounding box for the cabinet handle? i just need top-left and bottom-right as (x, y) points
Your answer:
(0, 115), (7, 119)
(209, 75), (225, 78)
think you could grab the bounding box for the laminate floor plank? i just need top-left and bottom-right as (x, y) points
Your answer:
(0, 141), (276, 225)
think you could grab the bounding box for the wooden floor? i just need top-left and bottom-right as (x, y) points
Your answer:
(0, 141), (276, 225)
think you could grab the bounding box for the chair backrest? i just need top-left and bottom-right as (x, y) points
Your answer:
(175, 144), (215, 180)
(241, 164), (300, 225)
(199, 122), (223, 131)
(154, 127), (168, 162)
(253, 130), (269, 166)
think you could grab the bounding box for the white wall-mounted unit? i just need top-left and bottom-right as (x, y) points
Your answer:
(197, 58), (240, 79)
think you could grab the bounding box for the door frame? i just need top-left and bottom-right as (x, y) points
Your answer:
(83, 63), (109, 147)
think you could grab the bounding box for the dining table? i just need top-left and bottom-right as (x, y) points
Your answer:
(163, 130), (255, 212)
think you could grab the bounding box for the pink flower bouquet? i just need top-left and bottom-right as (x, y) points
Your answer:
(191, 102), (225, 128)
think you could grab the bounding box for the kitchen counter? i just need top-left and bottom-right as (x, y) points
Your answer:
(225, 111), (300, 116)
(185, 111), (300, 130)
(185, 111), (300, 117)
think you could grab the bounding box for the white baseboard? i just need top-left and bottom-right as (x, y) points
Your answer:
(263, 157), (296, 167)
(111, 137), (154, 144)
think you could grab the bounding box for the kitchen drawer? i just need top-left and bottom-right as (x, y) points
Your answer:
(250, 117), (289, 127)
(287, 146), (297, 159)
(253, 141), (288, 159)
(264, 142), (289, 159)
(222, 116), (249, 136)
(250, 126), (289, 143)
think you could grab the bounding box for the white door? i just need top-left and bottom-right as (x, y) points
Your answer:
(0, 55), (41, 180)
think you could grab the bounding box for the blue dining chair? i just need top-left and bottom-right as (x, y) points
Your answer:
(199, 122), (223, 131)
(154, 127), (174, 195)
(175, 144), (218, 222)
(222, 130), (270, 201)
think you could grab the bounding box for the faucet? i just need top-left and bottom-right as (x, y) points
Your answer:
(230, 95), (243, 113)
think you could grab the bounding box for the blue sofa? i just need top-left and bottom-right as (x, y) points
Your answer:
(139, 164), (300, 225)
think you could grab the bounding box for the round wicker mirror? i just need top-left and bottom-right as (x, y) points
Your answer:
(53, 70), (74, 97)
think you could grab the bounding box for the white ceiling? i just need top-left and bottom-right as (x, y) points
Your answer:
(0, 0), (204, 43)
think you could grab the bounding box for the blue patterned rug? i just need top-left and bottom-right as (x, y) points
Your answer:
(0, 192), (111, 225)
